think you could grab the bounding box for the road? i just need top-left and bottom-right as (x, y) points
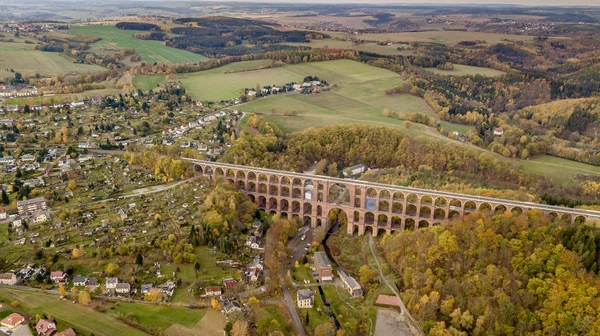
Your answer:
(282, 226), (312, 336)
(369, 236), (422, 335)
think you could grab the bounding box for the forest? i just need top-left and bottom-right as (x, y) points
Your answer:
(115, 22), (161, 31)
(380, 212), (600, 335)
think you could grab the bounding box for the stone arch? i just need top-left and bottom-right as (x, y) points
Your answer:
(226, 169), (235, 179)
(575, 215), (586, 224)
(292, 201), (300, 213)
(391, 216), (402, 231)
(281, 176), (291, 185)
(317, 205), (323, 217)
(226, 178), (235, 185)
(380, 189), (391, 200)
(303, 216), (312, 226)
(406, 204), (417, 216)
(392, 202), (403, 214)
(365, 188), (377, 210)
(236, 170), (246, 180)
(560, 213), (572, 222)
(434, 208), (446, 220)
(512, 207), (523, 216)
(420, 206), (432, 218)
(248, 181), (256, 192)
(449, 210), (460, 219)
(292, 187), (302, 199)
(353, 211), (360, 223)
(378, 214), (388, 227)
(269, 185), (279, 196)
(268, 197), (278, 211)
(258, 173), (268, 182)
(304, 180), (315, 201)
(379, 200), (390, 212)
(258, 183), (268, 194)
(377, 228), (387, 237)
(293, 178), (302, 186)
(247, 172), (256, 181)
(279, 186), (289, 197)
(418, 220), (430, 229)
(479, 203), (492, 213)
(364, 226), (374, 236)
(248, 194), (256, 203)
(281, 212), (288, 219)
(257, 196), (266, 209)
(365, 212), (375, 225)
(281, 199), (289, 212)
(348, 224), (359, 235)
(328, 183), (350, 206)
(421, 195), (433, 205)
(269, 175), (279, 184)
(237, 180), (245, 190)
(194, 165), (203, 174)
(407, 193), (419, 204)
(316, 219), (323, 227)
(449, 199), (462, 209)
(215, 167), (225, 177)
(328, 208), (349, 228)
(405, 218), (415, 231)
(205, 166), (214, 176)
(464, 201), (476, 212)
(393, 191), (404, 201)
(269, 210), (277, 215)
(495, 205), (507, 214)
(435, 197), (448, 207)
(303, 203), (313, 215)
(547, 211), (558, 220)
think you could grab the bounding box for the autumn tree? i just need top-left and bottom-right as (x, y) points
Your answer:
(78, 290), (91, 305)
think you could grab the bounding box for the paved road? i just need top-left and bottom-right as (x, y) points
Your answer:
(282, 226), (312, 336)
(369, 236), (422, 335)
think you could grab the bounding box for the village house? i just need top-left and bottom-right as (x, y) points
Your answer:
(30, 210), (51, 224)
(223, 277), (236, 289)
(0, 207), (6, 220)
(0, 273), (17, 285)
(245, 255), (263, 283)
(35, 319), (57, 336)
(20, 154), (36, 162)
(493, 127), (505, 136)
(338, 269), (363, 298)
(297, 289), (315, 308)
(314, 251), (333, 282)
(115, 283), (131, 295)
(105, 277), (118, 290)
(50, 271), (67, 282)
(245, 235), (261, 249)
(343, 164), (367, 178)
(223, 300), (243, 314)
(140, 284), (153, 294)
(23, 177), (45, 188)
(17, 197), (47, 216)
(86, 278), (98, 288)
(0, 156), (15, 165)
(205, 286), (222, 296)
(73, 276), (88, 287)
(56, 328), (76, 336)
(0, 313), (25, 328)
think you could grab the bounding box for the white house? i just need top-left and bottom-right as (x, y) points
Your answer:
(115, 283), (131, 294)
(297, 289), (315, 308)
(106, 277), (118, 290)
(0, 273), (17, 286)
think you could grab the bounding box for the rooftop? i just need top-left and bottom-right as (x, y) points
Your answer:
(314, 251), (331, 269)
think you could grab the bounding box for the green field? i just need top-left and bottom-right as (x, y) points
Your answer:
(519, 154), (600, 184)
(132, 74), (166, 91)
(0, 288), (148, 336)
(8, 89), (124, 106)
(0, 42), (105, 77)
(0, 224), (8, 245)
(424, 64), (506, 77)
(285, 39), (407, 56)
(112, 303), (205, 330)
(328, 30), (537, 45)
(69, 25), (208, 64)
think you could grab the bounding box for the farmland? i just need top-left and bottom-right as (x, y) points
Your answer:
(0, 41), (105, 77)
(328, 30), (537, 45)
(132, 74), (166, 91)
(111, 302), (206, 330)
(284, 39), (407, 56)
(519, 154), (600, 184)
(69, 25), (208, 64)
(424, 64), (506, 77)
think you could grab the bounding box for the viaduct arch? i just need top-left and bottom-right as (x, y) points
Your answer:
(185, 159), (600, 236)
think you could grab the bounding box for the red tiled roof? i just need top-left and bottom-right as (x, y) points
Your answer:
(56, 328), (76, 336)
(1, 313), (25, 327)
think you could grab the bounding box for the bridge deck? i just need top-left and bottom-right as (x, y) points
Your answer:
(183, 158), (600, 220)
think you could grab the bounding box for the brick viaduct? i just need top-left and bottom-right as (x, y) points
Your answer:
(184, 159), (600, 236)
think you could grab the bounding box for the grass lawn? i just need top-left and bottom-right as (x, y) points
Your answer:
(133, 74), (166, 91)
(285, 39), (407, 56)
(520, 154), (600, 184)
(0, 41), (105, 77)
(0, 223), (8, 245)
(69, 25), (208, 64)
(0, 288), (148, 336)
(424, 64), (506, 77)
(111, 302), (206, 330)
(438, 120), (474, 135)
(7, 89), (123, 106)
(0, 309), (12, 319)
(328, 30), (538, 45)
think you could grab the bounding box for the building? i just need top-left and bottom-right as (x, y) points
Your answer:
(140, 284), (153, 294)
(115, 283), (131, 294)
(0, 273), (17, 285)
(35, 319), (57, 336)
(205, 286), (222, 296)
(297, 289), (315, 308)
(343, 164), (367, 178)
(106, 277), (118, 290)
(17, 197), (47, 216)
(223, 278), (236, 289)
(314, 252), (333, 282)
(20, 154), (36, 162)
(1, 313), (25, 328)
(30, 210), (51, 224)
(56, 329), (76, 336)
(245, 235), (260, 249)
(50, 271), (66, 282)
(0, 156), (15, 165)
(493, 127), (504, 136)
(245, 255), (263, 283)
(338, 269), (363, 298)
(223, 300), (243, 314)
(73, 276), (88, 287)
(0, 207), (6, 220)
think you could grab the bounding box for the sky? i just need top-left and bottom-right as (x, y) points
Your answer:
(241, 0), (599, 5)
